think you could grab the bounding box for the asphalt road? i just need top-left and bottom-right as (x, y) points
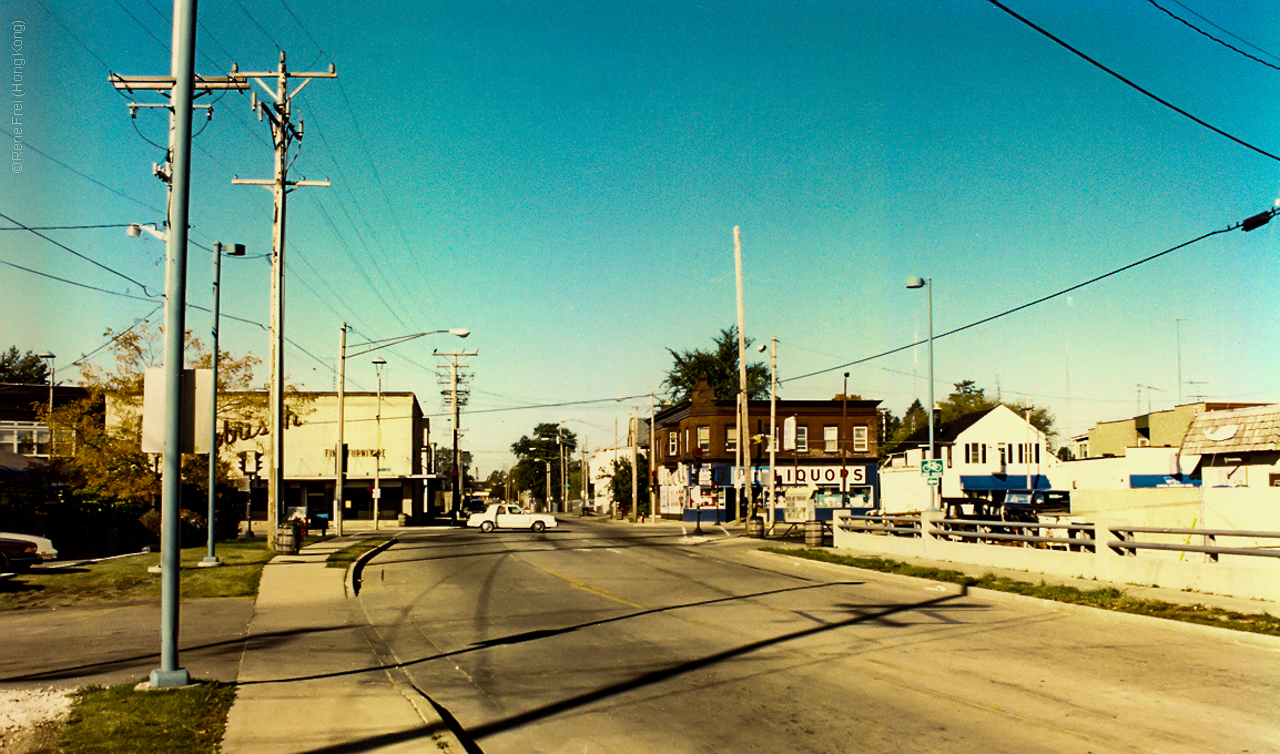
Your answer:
(355, 518), (1280, 754)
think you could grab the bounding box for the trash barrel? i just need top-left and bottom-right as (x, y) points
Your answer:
(804, 519), (824, 547)
(275, 522), (300, 555)
(398, 513), (409, 527)
(746, 516), (765, 539)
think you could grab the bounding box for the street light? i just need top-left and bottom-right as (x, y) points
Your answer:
(906, 275), (937, 511)
(334, 326), (468, 535)
(201, 241), (246, 569)
(372, 357), (386, 530)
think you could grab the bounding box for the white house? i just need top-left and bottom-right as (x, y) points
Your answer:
(881, 405), (1058, 513)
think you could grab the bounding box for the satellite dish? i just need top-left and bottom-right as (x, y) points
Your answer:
(1204, 424), (1238, 443)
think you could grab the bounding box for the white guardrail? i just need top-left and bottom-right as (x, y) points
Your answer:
(833, 512), (1280, 603)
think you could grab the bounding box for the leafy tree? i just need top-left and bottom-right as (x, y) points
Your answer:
(662, 326), (770, 403)
(885, 381), (1057, 453)
(433, 446), (474, 487)
(47, 323), (296, 506)
(608, 452), (650, 517)
(0, 347), (50, 383)
(510, 423), (578, 511)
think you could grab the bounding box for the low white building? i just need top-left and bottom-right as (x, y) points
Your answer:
(587, 444), (646, 515)
(881, 405), (1058, 513)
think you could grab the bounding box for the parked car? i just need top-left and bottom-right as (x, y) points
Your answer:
(0, 536), (43, 574)
(0, 532), (57, 560)
(467, 503), (557, 533)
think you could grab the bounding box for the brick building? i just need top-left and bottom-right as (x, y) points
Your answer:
(652, 376), (880, 523)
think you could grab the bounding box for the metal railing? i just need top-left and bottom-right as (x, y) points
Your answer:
(1106, 526), (1280, 562)
(836, 514), (1280, 561)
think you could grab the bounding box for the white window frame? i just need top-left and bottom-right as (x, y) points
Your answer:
(823, 425), (838, 453)
(669, 431), (678, 457)
(725, 425), (738, 453)
(795, 425), (808, 453)
(853, 426), (868, 453)
(697, 426), (710, 452)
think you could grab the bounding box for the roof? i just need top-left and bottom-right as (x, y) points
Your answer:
(1180, 404), (1280, 455)
(894, 407), (998, 453)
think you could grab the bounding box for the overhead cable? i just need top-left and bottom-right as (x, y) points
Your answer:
(781, 209), (1271, 386)
(984, 0), (1280, 162)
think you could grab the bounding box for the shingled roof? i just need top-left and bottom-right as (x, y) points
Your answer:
(1180, 404), (1280, 455)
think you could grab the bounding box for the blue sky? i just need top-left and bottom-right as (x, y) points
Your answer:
(5, 0), (1280, 472)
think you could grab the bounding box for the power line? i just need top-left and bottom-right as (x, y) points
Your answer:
(0, 223), (136, 231)
(782, 213), (1260, 386)
(0, 127), (163, 214)
(1165, 0), (1280, 65)
(1146, 0), (1280, 72)
(983, 0), (1280, 162)
(0, 212), (157, 295)
(0, 257), (156, 302)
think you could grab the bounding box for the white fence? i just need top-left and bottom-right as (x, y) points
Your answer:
(833, 510), (1280, 603)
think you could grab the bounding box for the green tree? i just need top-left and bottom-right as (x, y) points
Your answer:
(47, 323), (287, 506)
(0, 347), (50, 383)
(888, 381), (1057, 452)
(662, 326), (770, 403)
(510, 423), (578, 511)
(608, 452), (650, 517)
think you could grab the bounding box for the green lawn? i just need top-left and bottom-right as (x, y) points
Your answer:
(57, 682), (236, 754)
(0, 537), (326, 611)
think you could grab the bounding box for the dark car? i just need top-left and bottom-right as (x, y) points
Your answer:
(0, 536), (42, 574)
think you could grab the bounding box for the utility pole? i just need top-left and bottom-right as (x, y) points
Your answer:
(232, 52), (336, 548)
(436, 350), (477, 515)
(109, 0), (247, 690)
(733, 226), (748, 523)
(630, 411), (638, 523)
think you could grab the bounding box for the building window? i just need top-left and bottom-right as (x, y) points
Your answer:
(853, 426), (869, 452)
(697, 426), (710, 452)
(0, 421), (52, 458)
(726, 426), (738, 453)
(823, 426), (838, 453)
(795, 425), (808, 452)
(669, 431), (678, 457)
(964, 442), (987, 464)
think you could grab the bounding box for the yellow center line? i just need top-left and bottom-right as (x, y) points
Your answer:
(532, 562), (647, 609)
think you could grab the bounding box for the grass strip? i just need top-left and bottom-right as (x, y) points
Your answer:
(767, 547), (1280, 637)
(325, 536), (391, 569)
(1, 535), (332, 611)
(58, 681), (236, 754)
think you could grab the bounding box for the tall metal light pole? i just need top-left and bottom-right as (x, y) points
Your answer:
(156, 0), (197, 690)
(372, 357), (386, 530)
(335, 328), (468, 534)
(201, 241), (245, 568)
(907, 276), (937, 511)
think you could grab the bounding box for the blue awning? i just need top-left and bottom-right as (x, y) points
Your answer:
(960, 474), (1050, 491)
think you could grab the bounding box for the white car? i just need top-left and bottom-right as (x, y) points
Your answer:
(467, 504), (557, 533)
(0, 532), (57, 560)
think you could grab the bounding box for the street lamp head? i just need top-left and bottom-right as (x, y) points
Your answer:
(126, 224), (142, 238)
(449, 329), (470, 338)
(756, 343), (767, 353)
(38, 352), (54, 359)
(906, 276), (927, 289)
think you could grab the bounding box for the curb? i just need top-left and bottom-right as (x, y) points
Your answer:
(346, 537), (398, 597)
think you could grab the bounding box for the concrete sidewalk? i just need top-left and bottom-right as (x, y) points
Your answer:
(222, 535), (465, 754)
